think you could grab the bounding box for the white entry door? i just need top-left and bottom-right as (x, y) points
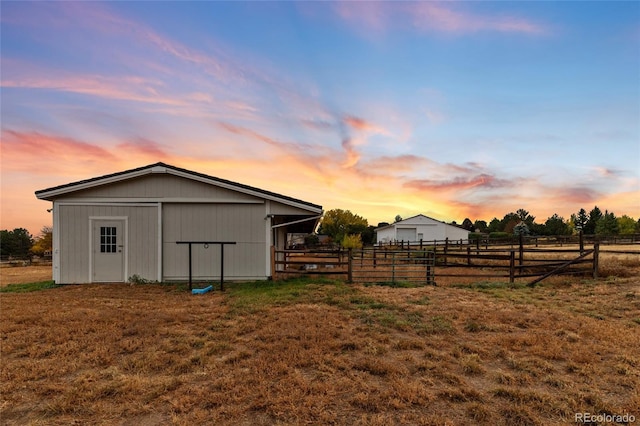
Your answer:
(92, 219), (125, 282)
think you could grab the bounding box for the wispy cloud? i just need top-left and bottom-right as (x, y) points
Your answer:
(404, 174), (510, 192)
(2, 71), (183, 106)
(1, 130), (117, 175)
(331, 1), (549, 37)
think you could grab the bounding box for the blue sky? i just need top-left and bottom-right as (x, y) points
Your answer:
(1, 1), (639, 234)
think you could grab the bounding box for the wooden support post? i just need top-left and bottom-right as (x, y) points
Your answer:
(593, 243), (599, 279)
(579, 231), (584, 255)
(373, 247), (377, 268)
(347, 248), (353, 283)
(392, 251), (396, 283)
(444, 238), (448, 266)
(509, 251), (515, 283)
(270, 245), (276, 279)
(519, 233), (524, 266)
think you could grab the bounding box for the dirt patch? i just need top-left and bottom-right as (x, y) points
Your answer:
(0, 265), (52, 286)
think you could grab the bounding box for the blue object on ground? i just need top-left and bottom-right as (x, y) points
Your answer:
(192, 285), (213, 295)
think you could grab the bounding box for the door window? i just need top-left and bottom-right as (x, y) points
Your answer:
(100, 226), (117, 253)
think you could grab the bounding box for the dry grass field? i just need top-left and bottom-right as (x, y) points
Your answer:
(1, 254), (639, 425)
(0, 265), (52, 286)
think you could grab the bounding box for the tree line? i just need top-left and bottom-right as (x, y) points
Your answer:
(313, 206), (640, 248)
(0, 227), (52, 259)
(459, 206), (640, 237)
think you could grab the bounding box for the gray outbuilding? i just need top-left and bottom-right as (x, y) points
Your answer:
(35, 163), (322, 284)
(375, 214), (469, 245)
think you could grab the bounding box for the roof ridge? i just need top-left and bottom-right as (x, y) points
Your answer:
(35, 162), (322, 210)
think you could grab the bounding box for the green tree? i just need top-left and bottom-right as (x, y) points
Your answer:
(473, 220), (488, 233)
(571, 208), (588, 232)
(461, 218), (475, 231)
(0, 228), (34, 259)
(317, 209), (368, 243)
(361, 226), (376, 246)
(616, 215), (636, 235)
(501, 213), (520, 234)
(394, 215), (403, 223)
(487, 218), (501, 233)
(513, 221), (530, 236)
(31, 226), (53, 256)
(583, 206), (603, 234)
(595, 210), (618, 235)
(516, 209), (535, 226)
(544, 214), (570, 235)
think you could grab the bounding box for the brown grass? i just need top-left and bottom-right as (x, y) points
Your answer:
(1, 258), (639, 425)
(0, 265), (52, 286)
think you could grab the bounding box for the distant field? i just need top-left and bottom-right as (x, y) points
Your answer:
(0, 265), (52, 286)
(1, 257), (638, 425)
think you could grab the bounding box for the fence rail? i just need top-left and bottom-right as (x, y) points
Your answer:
(272, 243), (602, 286)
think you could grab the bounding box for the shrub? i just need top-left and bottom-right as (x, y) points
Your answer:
(489, 232), (510, 239)
(341, 234), (363, 249)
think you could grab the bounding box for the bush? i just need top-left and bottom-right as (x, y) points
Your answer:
(304, 234), (320, 248)
(489, 232), (511, 239)
(341, 234), (363, 249)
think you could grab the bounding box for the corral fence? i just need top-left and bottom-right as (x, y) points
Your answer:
(271, 247), (435, 285)
(272, 240), (604, 287)
(378, 231), (640, 254)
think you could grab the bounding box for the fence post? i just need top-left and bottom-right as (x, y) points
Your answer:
(444, 238), (448, 265)
(270, 245), (276, 279)
(392, 251), (396, 284)
(373, 247), (377, 268)
(579, 231), (584, 255)
(420, 239), (423, 250)
(519, 233), (524, 266)
(467, 246), (471, 265)
(347, 248), (353, 283)
(592, 243), (599, 279)
(509, 251), (515, 283)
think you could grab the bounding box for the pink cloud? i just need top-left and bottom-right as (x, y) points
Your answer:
(410, 3), (547, 35)
(331, 1), (548, 37)
(116, 138), (170, 161)
(343, 115), (387, 134)
(404, 174), (510, 192)
(1, 129), (117, 174)
(551, 187), (601, 205)
(1, 66), (184, 106)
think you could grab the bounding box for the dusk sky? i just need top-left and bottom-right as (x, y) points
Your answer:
(2, 1), (639, 236)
